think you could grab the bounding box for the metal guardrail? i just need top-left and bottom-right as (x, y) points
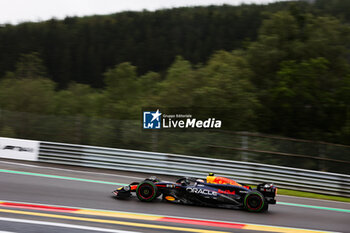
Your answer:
(38, 141), (350, 197)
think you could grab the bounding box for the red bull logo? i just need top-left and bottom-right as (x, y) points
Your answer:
(218, 189), (236, 195)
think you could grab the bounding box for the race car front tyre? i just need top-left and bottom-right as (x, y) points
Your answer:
(136, 181), (158, 202)
(244, 191), (267, 212)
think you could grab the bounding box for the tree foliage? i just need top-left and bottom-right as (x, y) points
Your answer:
(245, 9), (350, 141)
(0, 1), (315, 88)
(0, 0), (349, 146)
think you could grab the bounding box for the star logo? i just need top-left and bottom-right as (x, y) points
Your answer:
(143, 109), (162, 129)
(151, 109), (161, 122)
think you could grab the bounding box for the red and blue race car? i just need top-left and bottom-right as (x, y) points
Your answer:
(113, 173), (277, 212)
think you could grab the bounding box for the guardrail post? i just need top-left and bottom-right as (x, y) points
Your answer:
(318, 143), (327, 172)
(152, 131), (158, 151)
(241, 133), (248, 161)
(75, 116), (81, 144)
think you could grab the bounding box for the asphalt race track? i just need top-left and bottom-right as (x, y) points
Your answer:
(0, 159), (349, 233)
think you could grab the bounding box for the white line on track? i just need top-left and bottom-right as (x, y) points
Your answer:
(0, 217), (141, 233)
(0, 160), (146, 180)
(0, 160), (38, 168)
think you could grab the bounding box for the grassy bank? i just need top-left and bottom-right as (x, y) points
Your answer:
(277, 189), (350, 203)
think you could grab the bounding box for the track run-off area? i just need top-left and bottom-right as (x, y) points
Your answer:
(0, 160), (349, 233)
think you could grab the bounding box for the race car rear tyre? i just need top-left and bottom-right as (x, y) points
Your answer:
(136, 181), (158, 202)
(244, 191), (266, 212)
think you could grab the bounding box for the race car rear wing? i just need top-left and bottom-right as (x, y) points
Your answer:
(257, 183), (277, 204)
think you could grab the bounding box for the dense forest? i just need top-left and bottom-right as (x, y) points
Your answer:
(1, 0), (349, 87)
(0, 0), (349, 148)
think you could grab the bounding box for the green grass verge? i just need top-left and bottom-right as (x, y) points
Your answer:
(277, 188), (350, 203)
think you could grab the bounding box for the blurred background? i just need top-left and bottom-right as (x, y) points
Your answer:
(0, 0), (349, 173)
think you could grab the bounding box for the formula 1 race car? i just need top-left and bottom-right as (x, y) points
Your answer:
(112, 173), (277, 212)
